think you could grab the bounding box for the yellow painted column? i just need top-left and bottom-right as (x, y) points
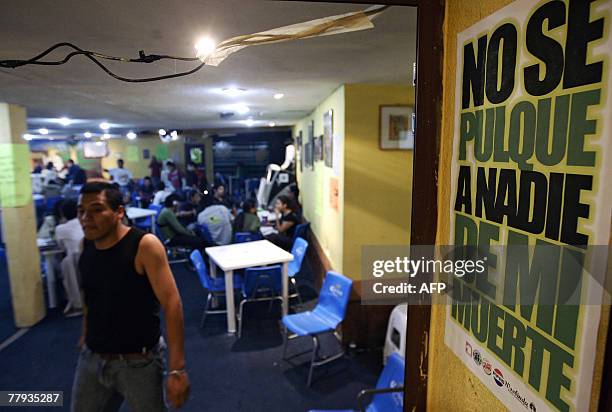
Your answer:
(0, 103), (45, 327)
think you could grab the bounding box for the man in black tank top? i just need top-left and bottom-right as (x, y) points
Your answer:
(71, 182), (189, 411)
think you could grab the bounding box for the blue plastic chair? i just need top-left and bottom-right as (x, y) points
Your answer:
(133, 204), (162, 232)
(45, 196), (63, 214)
(309, 353), (405, 412)
(234, 232), (263, 243)
(190, 250), (243, 328)
(287, 237), (308, 304)
(292, 222), (309, 245)
(282, 271), (353, 386)
(237, 265), (284, 338)
(196, 224), (215, 244)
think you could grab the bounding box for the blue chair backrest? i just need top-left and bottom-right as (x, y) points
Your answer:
(314, 271), (352, 327)
(370, 353), (405, 412)
(288, 237), (308, 276)
(45, 196), (63, 213)
(198, 224), (214, 244)
(243, 265), (282, 298)
(293, 222), (309, 243)
(189, 250), (213, 290)
(148, 204), (163, 216)
(234, 232), (261, 243)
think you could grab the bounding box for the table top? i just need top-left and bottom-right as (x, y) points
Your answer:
(257, 210), (277, 222)
(205, 240), (293, 271)
(126, 207), (157, 219)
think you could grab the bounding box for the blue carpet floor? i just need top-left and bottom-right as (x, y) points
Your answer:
(0, 259), (381, 412)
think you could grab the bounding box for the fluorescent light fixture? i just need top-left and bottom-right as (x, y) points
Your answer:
(194, 36), (217, 59)
(235, 104), (250, 115)
(23, 133), (34, 141)
(84, 132), (92, 138)
(273, 93), (284, 100)
(243, 118), (255, 127)
(38, 128), (49, 135)
(222, 87), (246, 97)
(268, 122), (276, 127)
(58, 117), (71, 126)
(158, 129), (167, 136)
(126, 131), (137, 140)
(99, 122), (110, 130)
(102, 133), (111, 140)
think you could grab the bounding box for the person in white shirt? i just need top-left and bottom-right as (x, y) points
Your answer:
(41, 161), (59, 185)
(197, 204), (232, 245)
(55, 200), (84, 317)
(152, 182), (174, 206)
(107, 159), (133, 188)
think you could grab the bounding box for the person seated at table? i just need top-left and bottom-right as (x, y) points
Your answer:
(38, 199), (65, 239)
(41, 161), (59, 186)
(152, 182), (174, 205)
(138, 176), (155, 208)
(65, 159), (87, 185)
(197, 202), (233, 246)
(265, 195), (299, 251)
(105, 159), (133, 193)
(32, 159), (44, 174)
(233, 199), (260, 234)
(211, 183), (232, 209)
(54, 199), (84, 317)
(158, 194), (214, 252)
(177, 190), (202, 227)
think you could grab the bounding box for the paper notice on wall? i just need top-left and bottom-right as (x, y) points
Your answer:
(127, 146), (139, 162)
(332, 134), (342, 177)
(0, 143), (32, 208)
(329, 177), (339, 211)
(155, 144), (169, 160)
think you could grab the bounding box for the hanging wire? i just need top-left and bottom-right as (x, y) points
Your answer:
(0, 42), (205, 83)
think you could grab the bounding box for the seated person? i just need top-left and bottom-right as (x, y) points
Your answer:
(197, 203), (233, 246)
(211, 183), (232, 209)
(233, 199), (261, 234)
(38, 199), (64, 239)
(152, 182), (174, 206)
(265, 195), (299, 251)
(158, 195), (214, 251)
(138, 176), (155, 208)
(177, 190), (202, 227)
(55, 200), (84, 317)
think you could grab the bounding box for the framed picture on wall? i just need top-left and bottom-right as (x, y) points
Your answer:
(323, 110), (333, 167)
(314, 135), (323, 162)
(309, 138), (315, 170)
(379, 105), (414, 150)
(296, 131), (303, 172)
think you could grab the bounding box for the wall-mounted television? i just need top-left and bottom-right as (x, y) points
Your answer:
(83, 141), (108, 158)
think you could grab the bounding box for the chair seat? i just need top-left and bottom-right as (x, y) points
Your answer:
(207, 274), (243, 293)
(282, 311), (337, 336)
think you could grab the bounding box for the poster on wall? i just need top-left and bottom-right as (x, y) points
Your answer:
(324, 110), (333, 167)
(314, 135), (323, 162)
(444, 1), (612, 412)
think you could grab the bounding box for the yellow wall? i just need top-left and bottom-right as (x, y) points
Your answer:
(294, 86), (345, 272)
(428, 0), (609, 411)
(101, 135), (184, 179)
(343, 84), (413, 278)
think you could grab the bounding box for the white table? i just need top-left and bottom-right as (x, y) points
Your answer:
(37, 238), (64, 309)
(205, 240), (294, 334)
(257, 210), (277, 223)
(126, 207), (157, 233)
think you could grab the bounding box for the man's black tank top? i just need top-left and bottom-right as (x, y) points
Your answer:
(79, 227), (161, 353)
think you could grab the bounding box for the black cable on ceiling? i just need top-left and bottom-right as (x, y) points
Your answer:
(0, 42), (205, 83)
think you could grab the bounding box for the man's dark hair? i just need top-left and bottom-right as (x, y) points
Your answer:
(164, 194), (180, 208)
(277, 195), (295, 210)
(61, 199), (78, 220)
(80, 182), (124, 211)
(156, 182), (166, 191)
(242, 199), (255, 212)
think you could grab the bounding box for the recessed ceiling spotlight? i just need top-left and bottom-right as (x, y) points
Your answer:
(158, 129), (167, 136)
(58, 117), (72, 126)
(268, 122), (276, 127)
(222, 87), (246, 97)
(273, 93), (284, 100)
(23, 133), (34, 141)
(99, 122), (110, 130)
(235, 104), (250, 115)
(126, 131), (137, 140)
(194, 36), (217, 59)
(38, 128), (49, 135)
(84, 132), (92, 138)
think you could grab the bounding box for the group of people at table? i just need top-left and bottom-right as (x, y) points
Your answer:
(34, 156), (302, 319)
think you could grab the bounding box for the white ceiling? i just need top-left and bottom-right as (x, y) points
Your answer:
(0, 0), (416, 138)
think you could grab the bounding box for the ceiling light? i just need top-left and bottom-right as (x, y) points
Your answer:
(58, 117), (71, 126)
(268, 122), (276, 127)
(170, 130), (179, 141)
(126, 131), (137, 140)
(194, 36), (217, 59)
(23, 133), (34, 141)
(102, 133), (111, 140)
(99, 122), (110, 130)
(244, 118), (255, 127)
(38, 128), (49, 135)
(273, 93), (284, 100)
(235, 104), (250, 115)
(158, 129), (167, 136)
(84, 132), (92, 138)
(95, 141), (104, 146)
(222, 87), (246, 97)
